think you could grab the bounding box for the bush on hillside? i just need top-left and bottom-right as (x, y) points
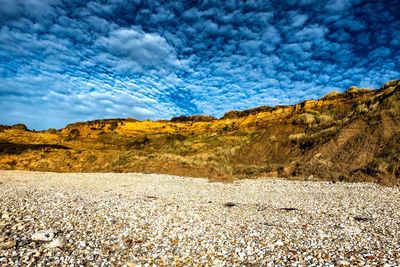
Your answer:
(65, 129), (80, 141)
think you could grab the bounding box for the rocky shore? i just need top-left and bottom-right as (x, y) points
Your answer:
(0, 171), (399, 266)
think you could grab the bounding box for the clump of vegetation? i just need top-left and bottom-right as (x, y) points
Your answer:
(292, 113), (315, 126)
(363, 136), (400, 180)
(65, 129), (80, 141)
(288, 133), (306, 141)
(99, 132), (126, 146)
(125, 136), (150, 149)
(315, 114), (334, 127)
(297, 126), (338, 150)
(109, 121), (118, 131)
(171, 114), (216, 122)
(7, 160), (17, 167)
(12, 124), (28, 131)
(322, 91), (341, 99)
(112, 154), (131, 168)
(355, 104), (369, 115)
(87, 155), (97, 163)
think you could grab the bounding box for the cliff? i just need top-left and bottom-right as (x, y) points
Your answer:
(1, 80), (399, 185)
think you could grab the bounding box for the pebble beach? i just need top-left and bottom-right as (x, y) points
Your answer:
(0, 171), (399, 266)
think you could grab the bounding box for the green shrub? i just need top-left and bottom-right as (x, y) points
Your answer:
(87, 155), (97, 162)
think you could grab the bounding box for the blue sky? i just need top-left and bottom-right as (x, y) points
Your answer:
(0, 0), (399, 130)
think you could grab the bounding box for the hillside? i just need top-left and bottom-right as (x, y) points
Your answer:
(0, 80), (399, 185)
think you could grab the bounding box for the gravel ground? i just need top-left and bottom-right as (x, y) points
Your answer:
(0, 171), (399, 266)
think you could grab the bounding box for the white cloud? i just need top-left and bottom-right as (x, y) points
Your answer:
(290, 14), (308, 27)
(294, 24), (328, 41)
(95, 27), (187, 75)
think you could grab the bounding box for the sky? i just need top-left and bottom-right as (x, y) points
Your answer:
(0, 0), (399, 130)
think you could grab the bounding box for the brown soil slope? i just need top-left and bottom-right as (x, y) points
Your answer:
(1, 80), (399, 185)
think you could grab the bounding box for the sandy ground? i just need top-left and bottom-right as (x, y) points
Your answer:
(0, 170), (399, 266)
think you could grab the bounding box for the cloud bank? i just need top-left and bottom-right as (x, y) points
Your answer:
(0, 0), (399, 129)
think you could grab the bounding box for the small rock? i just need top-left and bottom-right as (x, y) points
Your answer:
(345, 226), (362, 235)
(364, 254), (373, 260)
(224, 202), (236, 207)
(46, 236), (66, 249)
(0, 223), (8, 230)
(1, 213), (10, 220)
(336, 260), (350, 266)
(213, 258), (224, 266)
(78, 241), (86, 247)
(31, 230), (55, 242)
(0, 240), (16, 250)
(237, 251), (246, 260)
(276, 240), (284, 246)
(280, 207), (298, 211)
(317, 230), (330, 239)
(12, 222), (25, 230)
(354, 216), (370, 222)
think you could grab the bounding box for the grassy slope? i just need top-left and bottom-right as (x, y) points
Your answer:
(0, 80), (399, 185)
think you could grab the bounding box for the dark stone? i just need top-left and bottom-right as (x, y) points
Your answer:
(354, 216), (370, 222)
(224, 202), (236, 207)
(280, 207), (298, 211)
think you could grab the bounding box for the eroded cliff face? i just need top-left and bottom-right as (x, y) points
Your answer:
(1, 80), (399, 185)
